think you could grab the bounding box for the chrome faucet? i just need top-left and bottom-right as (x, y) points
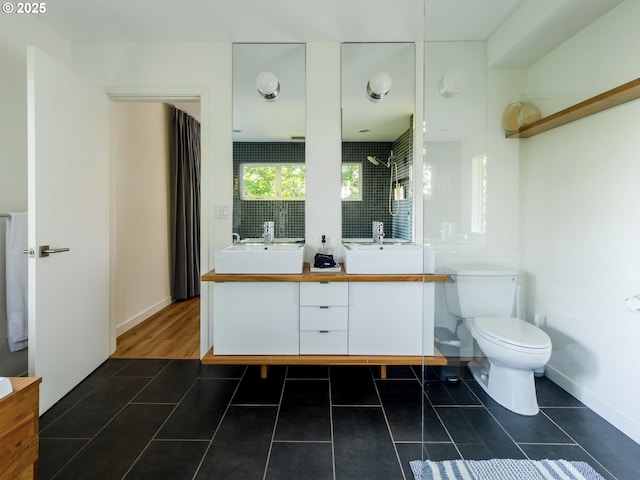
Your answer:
(232, 233), (240, 243)
(373, 221), (385, 244)
(263, 221), (274, 245)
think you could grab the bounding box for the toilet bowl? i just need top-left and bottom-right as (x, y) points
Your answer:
(443, 265), (553, 416)
(466, 317), (551, 415)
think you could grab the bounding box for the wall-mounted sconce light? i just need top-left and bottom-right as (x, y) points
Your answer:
(438, 70), (466, 98)
(256, 71), (280, 100)
(367, 71), (392, 102)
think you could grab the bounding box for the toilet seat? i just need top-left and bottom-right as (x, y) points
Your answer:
(474, 317), (551, 353)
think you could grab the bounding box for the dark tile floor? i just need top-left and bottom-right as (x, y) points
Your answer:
(39, 359), (640, 480)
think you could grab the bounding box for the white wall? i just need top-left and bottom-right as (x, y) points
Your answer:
(111, 102), (172, 336)
(72, 41), (232, 355)
(305, 43), (342, 260)
(520, 0), (640, 443)
(0, 15), (72, 376)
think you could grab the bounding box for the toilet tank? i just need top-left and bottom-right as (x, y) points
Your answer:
(444, 266), (518, 318)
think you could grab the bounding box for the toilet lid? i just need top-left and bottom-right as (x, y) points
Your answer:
(474, 317), (551, 350)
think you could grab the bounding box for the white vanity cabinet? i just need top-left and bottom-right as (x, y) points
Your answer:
(299, 282), (349, 354)
(348, 282), (427, 356)
(213, 282), (299, 355)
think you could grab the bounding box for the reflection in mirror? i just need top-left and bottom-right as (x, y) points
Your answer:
(232, 43), (306, 242)
(341, 43), (415, 242)
(423, 42), (486, 245)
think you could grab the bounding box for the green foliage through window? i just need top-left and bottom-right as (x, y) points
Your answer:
(341, 163), (362, 201)
(241, 163), (305, 200)
(240, 162), (362, 201)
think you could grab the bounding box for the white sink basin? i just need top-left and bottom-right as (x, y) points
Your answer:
(215, 243), (304, 274)
(343, 242), (423, 274)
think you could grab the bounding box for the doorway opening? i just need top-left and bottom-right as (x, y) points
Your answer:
(109, 99), (202, 359)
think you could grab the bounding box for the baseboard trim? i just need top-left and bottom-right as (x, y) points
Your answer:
(116, 297), (173, 336)
(545, 364), (640, 445)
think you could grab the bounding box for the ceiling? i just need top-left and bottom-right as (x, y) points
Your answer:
(34, 0), (622, 141)
(34, 0), (536, 44)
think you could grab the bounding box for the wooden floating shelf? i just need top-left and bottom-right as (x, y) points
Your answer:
(506, 77), (640, 138)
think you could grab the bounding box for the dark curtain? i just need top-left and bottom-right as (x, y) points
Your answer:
(171, 108), (201, 300)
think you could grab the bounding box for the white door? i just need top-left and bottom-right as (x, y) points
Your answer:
(27, 47), (110, 413)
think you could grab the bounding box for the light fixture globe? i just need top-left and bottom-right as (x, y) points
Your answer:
(438, 70), (466, 98)
(256, 71), (280, 100)
(367, 71), (392, 102)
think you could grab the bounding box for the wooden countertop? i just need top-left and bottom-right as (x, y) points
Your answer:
(7, 377), (42, 393)
(202, 264), (447, 283)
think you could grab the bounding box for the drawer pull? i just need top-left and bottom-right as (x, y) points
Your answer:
(320, 281), (329, 284)
(319, 330), (329, 333)
(319, 306), (329, 309)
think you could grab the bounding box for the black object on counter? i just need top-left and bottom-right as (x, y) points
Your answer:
(314, 253), (337, 268)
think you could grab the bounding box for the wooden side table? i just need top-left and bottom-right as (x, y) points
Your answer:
(0, 377), (42, 480)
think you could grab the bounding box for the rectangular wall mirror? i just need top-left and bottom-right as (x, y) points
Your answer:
(341, 42), (415, 242)
(232, 43), (306, 242)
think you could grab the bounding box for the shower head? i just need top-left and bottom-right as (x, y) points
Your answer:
(367, 152), (401, 168)
(367, 155), (381, 166)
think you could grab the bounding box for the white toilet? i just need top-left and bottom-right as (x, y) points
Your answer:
(444, 266), (552, 415)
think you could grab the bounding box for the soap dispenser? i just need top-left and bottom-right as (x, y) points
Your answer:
(318, 234), (328, 254)
(314, 234), (336, 268)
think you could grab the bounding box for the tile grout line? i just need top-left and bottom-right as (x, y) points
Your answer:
(121, 363), (201, 480)
(463, 379), (530, 459)
(372, 368), (408, 480)
(328, 367), (337, 480)
(421, 366), (463, 461)
(538, 408), (619, 480)
(50, 360), (157, 480)
(262, 365), (289, 480)
(40, 358), (135, 437)
(191, 365), (247, 480)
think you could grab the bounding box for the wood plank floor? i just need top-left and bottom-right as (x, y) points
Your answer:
(111, 296), (200, 359)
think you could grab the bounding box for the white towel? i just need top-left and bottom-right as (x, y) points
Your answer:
(5, 212), (28, 352)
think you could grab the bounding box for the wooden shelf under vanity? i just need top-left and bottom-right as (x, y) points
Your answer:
(201, 347), (448, 379)
(506, 77), (640, 138)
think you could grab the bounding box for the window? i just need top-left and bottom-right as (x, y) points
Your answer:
(240, 163), (305, 200)
(240, 162), (362, 201)
(470, 154), (487, 234)
(341, 163), (362, 201)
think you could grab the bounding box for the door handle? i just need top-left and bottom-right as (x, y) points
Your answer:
(39, 245), (70, 257)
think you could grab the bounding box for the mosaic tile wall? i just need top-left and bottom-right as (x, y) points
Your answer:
(342, 141), (393, 239)
(233, 131), (414, 243)
(391, 127), (414, 241)
(233, 142), (305, 240)
(342, 129), (413, 241)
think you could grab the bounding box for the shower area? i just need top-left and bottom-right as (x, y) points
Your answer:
(341, 141), (413, 241)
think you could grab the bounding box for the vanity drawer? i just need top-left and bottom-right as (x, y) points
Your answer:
(300, 282), (348, 306)
(300, 306), (348, 331)
(300, 331), (348, 355)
